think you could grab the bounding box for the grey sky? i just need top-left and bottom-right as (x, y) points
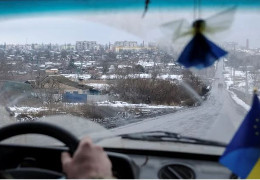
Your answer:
(0, 9), (259, 48)
(0, 15), (142, 44)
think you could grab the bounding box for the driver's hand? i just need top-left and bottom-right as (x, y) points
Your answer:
(61, 137), (113, 179)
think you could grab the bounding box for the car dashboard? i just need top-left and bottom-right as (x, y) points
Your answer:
(106, 148), (235, 179)
(0, 143), (235, 179)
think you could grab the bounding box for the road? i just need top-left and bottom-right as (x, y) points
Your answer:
(111, 60), (247, 143)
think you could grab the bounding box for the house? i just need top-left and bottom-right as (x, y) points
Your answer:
(62, 91), (87, 103)
(26, 75), (92, 103)
(88, 89), (100, 95)
(45, 69), (59, 75)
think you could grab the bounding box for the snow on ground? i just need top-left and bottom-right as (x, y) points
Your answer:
(86, 83), (110, 90)
(224, 67), (250, 111)
(237, 81), (246, 87)
(159, 74), (182, 81)
(224, 67), (246, 79)
(61, 71), (182, 81)
(118, 65), (132, 69)
(234, 70), (245, 77)
(127, 74), (151, 79)
(224, 66), (255, 91)
(61, 74), (91, 80)
(97, 101), (182, 110)
(224, 73), (233, 89)
(228, 90), (250, 111)
(8, 106), (48, 117)
(100, 74), (151, 80)
(100, 73), (182, 80)
(137, 61), (155, 67)
(100, 74), (118, 80)
(224, 67), (247, 91)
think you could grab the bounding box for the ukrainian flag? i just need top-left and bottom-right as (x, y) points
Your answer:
(220, 93), (260, 179)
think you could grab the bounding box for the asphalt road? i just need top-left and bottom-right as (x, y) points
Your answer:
(111, 60), (247, 143)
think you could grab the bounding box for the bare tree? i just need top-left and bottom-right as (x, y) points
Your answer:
(34, 76), (63, 105)
(250, 69), (260, 89)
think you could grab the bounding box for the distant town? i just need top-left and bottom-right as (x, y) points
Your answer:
(0, 40), (178, 81)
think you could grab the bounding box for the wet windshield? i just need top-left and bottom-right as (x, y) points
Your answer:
(0, 0), (259, 147)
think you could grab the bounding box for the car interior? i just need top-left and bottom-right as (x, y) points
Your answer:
(0, 122), (234, 179)
(0, 0), (258, 179)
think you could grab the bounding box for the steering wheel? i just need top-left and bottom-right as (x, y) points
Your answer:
(0, 122), (80, 179)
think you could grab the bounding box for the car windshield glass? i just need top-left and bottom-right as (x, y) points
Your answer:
(0, 0), (258, 147)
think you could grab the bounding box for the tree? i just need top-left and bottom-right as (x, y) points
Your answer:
(67, 58), (77, 73)
(61, 50), (68, 60)
(182, 70), (206, 96)
(44, 49), (51, 60)
(151, 66), (161, 80)
(134, 65), (145, 73)
(250, 67), (260, 89)
(100, 61), (109, 74)
(34, 76), (63, 105)
(161, 53), (173, 64)
(110, 77), (182, 105)
(106, 52), (117, 61)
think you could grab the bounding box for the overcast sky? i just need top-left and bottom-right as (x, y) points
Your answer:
(0, 8), (259, 48)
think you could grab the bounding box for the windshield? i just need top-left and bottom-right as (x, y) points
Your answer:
(0, 0), (258, 148)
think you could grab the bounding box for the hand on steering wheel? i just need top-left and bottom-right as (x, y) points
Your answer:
(61, 137), (113, 179)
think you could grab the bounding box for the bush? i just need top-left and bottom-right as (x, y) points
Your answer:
(79, 104), (118, 120)
(182, 70), (208, 96)
(110, 78), (182, 105)
(110, 70), (208, 106)
(16, 103), (120, 122)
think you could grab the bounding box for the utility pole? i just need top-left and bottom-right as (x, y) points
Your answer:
(245, 64), (249, 95)
(77, 54), (84, 81)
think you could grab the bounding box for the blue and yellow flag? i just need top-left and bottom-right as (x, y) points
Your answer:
(220, 93), (260, 179)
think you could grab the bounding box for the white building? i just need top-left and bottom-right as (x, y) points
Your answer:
(76, 41), (97, 51)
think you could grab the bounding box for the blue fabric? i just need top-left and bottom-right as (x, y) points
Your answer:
(220, 148), (260, 178)
(177, 33), (227, 69)
(219, 94), (260, 178)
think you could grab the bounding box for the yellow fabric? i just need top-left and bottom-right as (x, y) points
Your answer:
(247, 158), (260, 179)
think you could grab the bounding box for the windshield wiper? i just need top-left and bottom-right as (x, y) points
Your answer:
(120, 131), (227, 147)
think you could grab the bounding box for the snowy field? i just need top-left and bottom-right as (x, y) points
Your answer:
(224, 67), (250, 110)
(97, 101), (183, 110)
(7, 101), (183, 125)
(61, 74), (91, 80)
(224, 66), (255, 93)
(61, 73), (182, 81)
(85, 83), (110, 91)
(8, 106), (48, 117)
